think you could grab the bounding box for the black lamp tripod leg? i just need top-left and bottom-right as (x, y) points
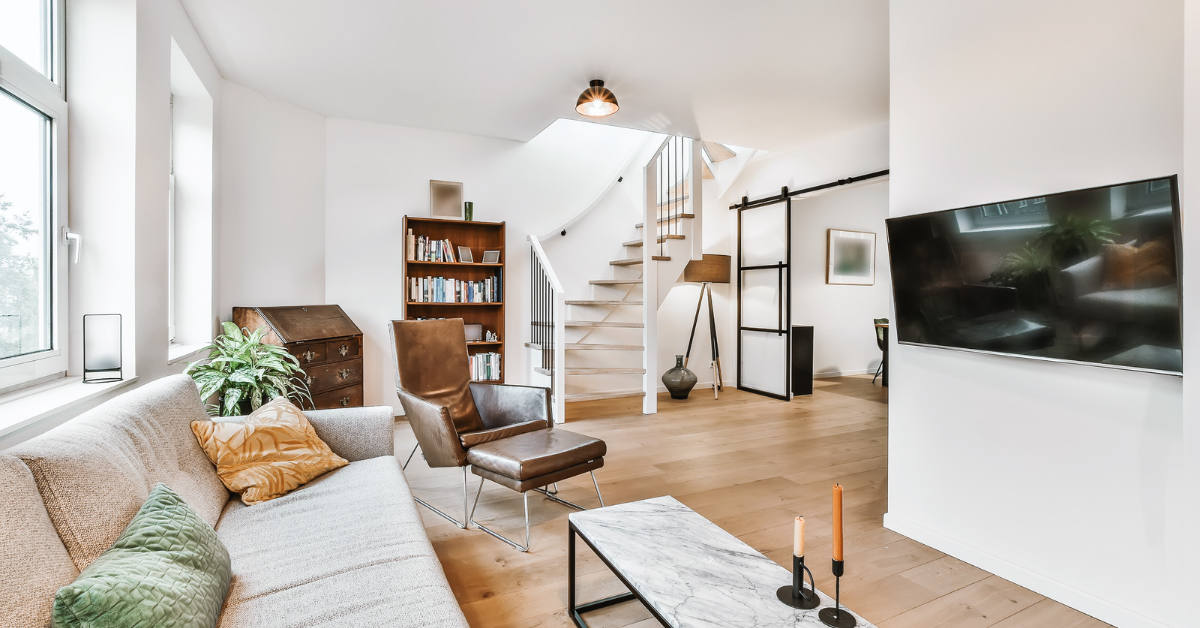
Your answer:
(705, 283), (722, 390)
(684, 282), (706, 368)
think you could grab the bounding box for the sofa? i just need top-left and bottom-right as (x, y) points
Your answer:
(0, 374), (470, 628)
(1059, 253), (1179, 325)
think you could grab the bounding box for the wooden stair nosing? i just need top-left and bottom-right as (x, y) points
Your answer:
(534, 367), (551, 376)
(565, 300), (644, 306)
(564, 389), (646, 402)
(652, 255), (670, 261)
(590, 279), (643, 285)
(624, 235), (686, 247)
(565, 367), (646, 375)
(609, 258), (642, 266)
(566, 343), (643, 351)
(564, 320), (644, 328)
(635, 214), (695, 228)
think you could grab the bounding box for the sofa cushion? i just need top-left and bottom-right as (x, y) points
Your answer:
(192, 398), (348, 505)
(214, 456), (468, 628)
(0, 454), (78, 627)
(52, 483), (232, 628)
(7, 375), (229, 570)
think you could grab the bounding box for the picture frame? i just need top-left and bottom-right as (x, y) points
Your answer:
(827, 229), (876, 285)
(482, 250), (500, 264)
(430, 180), (464, 219)
(457, 246), (474, 263)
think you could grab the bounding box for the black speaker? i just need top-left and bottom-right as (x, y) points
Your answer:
(791, 326), (813, 396)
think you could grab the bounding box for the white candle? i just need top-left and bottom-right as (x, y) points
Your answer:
(794, 516), (805, 557)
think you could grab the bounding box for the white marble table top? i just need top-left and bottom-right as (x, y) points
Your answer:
(569, 496), (876, 628)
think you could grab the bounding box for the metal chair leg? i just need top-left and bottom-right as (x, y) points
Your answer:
(872, 361), (883, 384)
(471, 478), (531, 552)
(403, 444), (470, 529)
(591, 471), (605, 508)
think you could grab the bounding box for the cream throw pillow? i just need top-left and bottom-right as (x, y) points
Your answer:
(191, 398), (348, 505)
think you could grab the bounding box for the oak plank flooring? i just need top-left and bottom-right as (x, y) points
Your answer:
(394, 376), (1110, 628)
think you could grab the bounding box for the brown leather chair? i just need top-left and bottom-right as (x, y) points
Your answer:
(390, 318), (605, 551)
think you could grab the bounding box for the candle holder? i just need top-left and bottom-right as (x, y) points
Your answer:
(818, 560), (856, 627)
(776, 554), (820, 609)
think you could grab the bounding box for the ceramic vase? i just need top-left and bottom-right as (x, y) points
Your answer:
(662, 355), (698, 399)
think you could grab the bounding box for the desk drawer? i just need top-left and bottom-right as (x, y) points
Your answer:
(289, 342), (327, 366)
(326, 337), (361, 363)
(312, 384), (363, 410)
(302, 358), (363, 393)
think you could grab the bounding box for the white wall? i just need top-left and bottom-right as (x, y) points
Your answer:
(888, 3), (1187, 627)
(218, 81), (326, 320)
(324, 118), (648, 414)
(1183, 0), (1200, 607)
(715, 123), (891, 385)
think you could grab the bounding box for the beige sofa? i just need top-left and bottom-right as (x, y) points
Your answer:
(0, 374), (470, 628)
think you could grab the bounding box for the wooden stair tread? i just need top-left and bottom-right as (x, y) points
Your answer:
(565, 367), (646, 375)
(565, 300), (643, 305)
(565, 389), (646, 402)
(623, 235), (685, 247)
(534, 367), (551, 376)
(590, 279), (643, 285)
(635, 214), (694, 228)
(566, 343), (643, 351)
(610, 258), (642, 266)
(652, 255), (670, 261)
(564, 320), (643, 328)
(656, 195), (689, 207)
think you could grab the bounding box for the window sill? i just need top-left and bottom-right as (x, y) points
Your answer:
(168, 343), (208, 365)
(0, 376), (139, 439)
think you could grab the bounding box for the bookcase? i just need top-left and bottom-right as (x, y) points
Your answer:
(401, 216), (506, 383)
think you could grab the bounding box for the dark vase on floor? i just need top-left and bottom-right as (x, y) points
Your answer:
(662, 355), (698, 400)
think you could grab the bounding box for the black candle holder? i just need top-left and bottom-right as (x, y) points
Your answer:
(818, 559), (856, 627)
(776, 554), (820, 609)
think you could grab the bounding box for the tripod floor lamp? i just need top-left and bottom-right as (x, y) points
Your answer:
(682, 254), (731, 398)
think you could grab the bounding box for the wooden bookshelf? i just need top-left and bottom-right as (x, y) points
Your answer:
(402, 216), (506, 383)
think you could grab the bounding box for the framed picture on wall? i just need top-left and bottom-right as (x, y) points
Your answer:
(430, 180), (464, 219)
(827, 229), (876, 285)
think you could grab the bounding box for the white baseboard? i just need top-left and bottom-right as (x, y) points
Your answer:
(655, 380), (734, 394)
(883, 514), (1173, 628)
(814, 368), (874, 379)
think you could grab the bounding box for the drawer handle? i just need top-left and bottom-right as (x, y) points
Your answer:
(339, 396), (350, 407)
(338, 368), (352, 380)
(338, 344), (349, 357)
(302, 350), (316, 363)
(304, 375), (313, 387)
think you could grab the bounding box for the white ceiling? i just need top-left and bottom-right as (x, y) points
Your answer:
(180, 0), (888, 151)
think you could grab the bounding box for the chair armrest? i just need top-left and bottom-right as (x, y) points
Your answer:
(305, 406), (395, 462)
(397, 389), (467, 468)
(468, 382), (552, 429)
(215, 406), (395, 462)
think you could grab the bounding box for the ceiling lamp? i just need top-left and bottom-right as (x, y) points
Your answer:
(575, 80), (619, 118)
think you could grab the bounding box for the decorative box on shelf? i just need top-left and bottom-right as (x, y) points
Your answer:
(402, 216), (506, 383)
(231, 305), (364, 409)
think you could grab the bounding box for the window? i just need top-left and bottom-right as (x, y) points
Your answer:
(0, 0), (68, 392)
(955, 197), (1050, 233)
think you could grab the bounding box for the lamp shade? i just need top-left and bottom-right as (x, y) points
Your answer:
(683, 254), (731, 284)
(575, 80), (619, 117)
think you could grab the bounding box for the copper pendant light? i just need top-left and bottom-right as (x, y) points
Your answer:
(575, 79), (619, 118)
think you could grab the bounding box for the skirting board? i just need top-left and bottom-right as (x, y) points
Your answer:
(883, 513), (1172, 628)
(814, 367), (874, 379)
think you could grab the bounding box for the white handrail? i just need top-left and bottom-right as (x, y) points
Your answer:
(528, 234), (566, 423)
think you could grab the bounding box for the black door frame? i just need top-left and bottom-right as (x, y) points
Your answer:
(736, 189), (792, 401)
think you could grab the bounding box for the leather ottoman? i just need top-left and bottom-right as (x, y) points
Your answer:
(466, 429), (606, 493)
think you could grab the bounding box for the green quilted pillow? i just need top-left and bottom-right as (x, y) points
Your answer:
(52, 483), (232, 628)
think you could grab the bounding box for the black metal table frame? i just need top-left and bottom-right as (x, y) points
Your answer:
(568, 521), (670, 627)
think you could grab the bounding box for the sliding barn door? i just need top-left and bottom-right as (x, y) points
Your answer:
(737, 198), (791, 400)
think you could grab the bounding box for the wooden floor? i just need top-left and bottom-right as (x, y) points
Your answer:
(394, 376), (1110, 628)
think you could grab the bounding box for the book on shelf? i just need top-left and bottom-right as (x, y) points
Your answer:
(409, 275), (502, 303)
(469, 352), (501, 381)
(407, 232), (460, 263)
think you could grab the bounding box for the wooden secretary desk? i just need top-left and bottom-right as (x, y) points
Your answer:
(232, 305), (365, 409)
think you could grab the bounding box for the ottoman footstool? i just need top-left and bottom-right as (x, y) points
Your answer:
(466, 428), (607, 551)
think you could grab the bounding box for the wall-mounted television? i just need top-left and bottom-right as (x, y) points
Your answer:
(886, 176), (1182, 375)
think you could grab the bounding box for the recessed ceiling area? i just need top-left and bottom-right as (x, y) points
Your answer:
(180, 0), (888, 151)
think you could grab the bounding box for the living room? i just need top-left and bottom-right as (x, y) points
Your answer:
(1, 2), (1197, 628)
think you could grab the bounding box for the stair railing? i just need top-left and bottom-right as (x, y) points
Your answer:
(528, 235), (566, 423)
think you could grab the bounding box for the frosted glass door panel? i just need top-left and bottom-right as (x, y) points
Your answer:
(740, 330), (787, 396)
(740, 203), (787, 267)
(741, 269), (782, 330)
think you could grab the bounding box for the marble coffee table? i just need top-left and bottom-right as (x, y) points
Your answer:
(567, 496), (876, 628)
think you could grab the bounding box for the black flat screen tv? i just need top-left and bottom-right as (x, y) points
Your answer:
(886, 176), (1183, 375)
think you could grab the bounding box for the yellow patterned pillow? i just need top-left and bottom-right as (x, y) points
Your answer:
(191, 398), (348, 505)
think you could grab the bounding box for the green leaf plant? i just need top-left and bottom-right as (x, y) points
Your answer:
(185, 322), (313, 416)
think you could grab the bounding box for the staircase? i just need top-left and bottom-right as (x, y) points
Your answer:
(530, 136), (742, 420)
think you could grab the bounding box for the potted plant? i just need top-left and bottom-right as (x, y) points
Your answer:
(186, 322), (313, 416)
(986, 242), (1053, 310)
(1034, 215), (1118, 268)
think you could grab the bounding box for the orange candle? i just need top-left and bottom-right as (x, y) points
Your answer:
(832, 484), (844, 561)
(794, 516), (805, 557)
